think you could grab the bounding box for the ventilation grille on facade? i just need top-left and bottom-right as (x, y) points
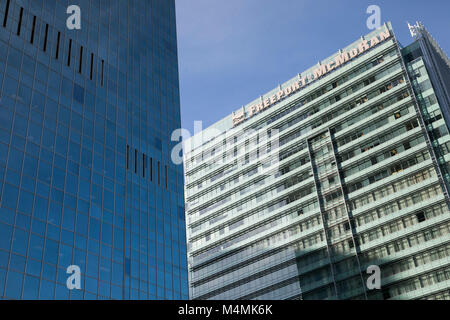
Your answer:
(126, 145), (169, 190)
(2, 3), (105, 87)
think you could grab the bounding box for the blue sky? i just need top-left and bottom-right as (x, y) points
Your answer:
(175, 0), (450, 134)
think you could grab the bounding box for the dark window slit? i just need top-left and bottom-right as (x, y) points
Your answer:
(143, 154), (146, 178)
(17, 7), (23, 35)
(67, 39), (72, 66)
(3, 0), (11, 28)
(150, 157), (153, 182)
(79, 46), (83, 73)
(90, 53), (94, 80)
(126, 145), (129, 169)
(30, 16), (36, 44)
(55, 31), (60, 59)
(43, 24), (48, 52)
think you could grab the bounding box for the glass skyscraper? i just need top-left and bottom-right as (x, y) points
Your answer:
(184, 22), (450, 300)
(0, 0), (188, 299)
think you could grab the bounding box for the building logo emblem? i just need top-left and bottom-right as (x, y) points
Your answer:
(232, 27), (392, 127)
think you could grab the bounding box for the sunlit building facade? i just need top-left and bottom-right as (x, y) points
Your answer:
(184, 22), (450, 300)
(0, 0), (188, 299)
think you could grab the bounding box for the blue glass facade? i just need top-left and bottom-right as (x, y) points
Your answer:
(0, 0), (188, 299)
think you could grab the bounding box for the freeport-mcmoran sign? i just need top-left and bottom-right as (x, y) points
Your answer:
(232, 28), (392, 127)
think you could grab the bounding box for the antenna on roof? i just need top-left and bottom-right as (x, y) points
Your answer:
(407, 21), (417, 38)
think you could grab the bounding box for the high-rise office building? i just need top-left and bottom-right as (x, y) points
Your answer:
(0, 0), (188, 299)
(184, 22), (450, 300)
